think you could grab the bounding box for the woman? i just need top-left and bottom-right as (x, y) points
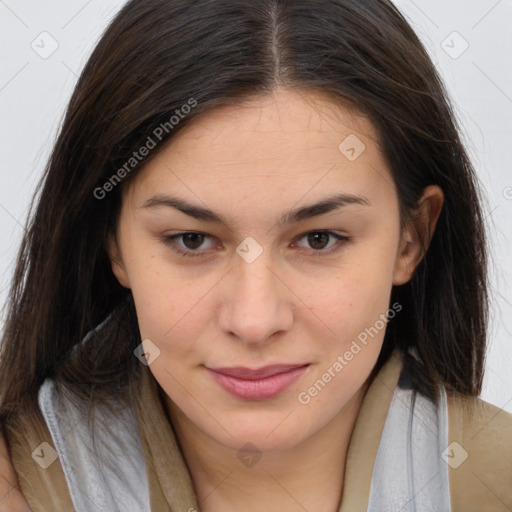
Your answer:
(1, 0), (511, 511)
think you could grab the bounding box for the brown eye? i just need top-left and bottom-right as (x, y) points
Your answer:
(162, 232), (215, 257)
(293, 230), (351, 257)
(181, 232), (205, 249)
(307, 232), (330, 250)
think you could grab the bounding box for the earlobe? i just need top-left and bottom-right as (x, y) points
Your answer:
(106, 233), (131, 289)
(393, 185), (444, 286)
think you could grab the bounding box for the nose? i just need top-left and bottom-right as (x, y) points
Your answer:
(218, 249), (293, 346)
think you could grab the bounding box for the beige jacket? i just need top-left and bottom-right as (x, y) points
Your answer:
(6, 352), (512, 511)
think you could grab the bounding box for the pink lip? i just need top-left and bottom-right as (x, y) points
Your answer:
(206, 364), (310, 400)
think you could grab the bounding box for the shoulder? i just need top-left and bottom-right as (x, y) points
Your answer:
(4, 381), (74, 511)
(446, 392), (512, 510)
(447, 392), (512, 457)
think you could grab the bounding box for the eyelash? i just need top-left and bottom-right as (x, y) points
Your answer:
(162, 230), (351, 259)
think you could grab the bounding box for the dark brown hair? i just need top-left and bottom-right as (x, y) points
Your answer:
(1, 0), (488, 433)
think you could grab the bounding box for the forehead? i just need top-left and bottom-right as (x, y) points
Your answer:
(126, 87), (395, 211)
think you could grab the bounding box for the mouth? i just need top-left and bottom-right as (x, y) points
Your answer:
(205, 364), (310, 400)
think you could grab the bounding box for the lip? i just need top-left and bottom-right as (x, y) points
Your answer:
(206, 364), (310, 400)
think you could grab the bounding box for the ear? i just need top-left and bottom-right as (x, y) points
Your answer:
(393, 185), (444, 286)
(106, 232), (131, 289)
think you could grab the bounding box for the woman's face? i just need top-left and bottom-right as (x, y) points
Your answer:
(109, 87), (426, 453)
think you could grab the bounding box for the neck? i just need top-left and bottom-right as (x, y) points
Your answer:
(166, 382), (369, 512)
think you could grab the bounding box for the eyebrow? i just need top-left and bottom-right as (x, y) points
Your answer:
(140, 192), (370, 227)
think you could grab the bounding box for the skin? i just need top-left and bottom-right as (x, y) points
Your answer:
(0, 435), (30, 511)
(107, 87), (444, 512)
(0, 86), (443, 511)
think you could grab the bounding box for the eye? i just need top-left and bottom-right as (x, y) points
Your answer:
(163, 232), (217, 257)
(162, 230), (351, 258)
(292, 230), (350, 257)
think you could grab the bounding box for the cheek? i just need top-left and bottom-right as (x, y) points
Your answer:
(132, 278), (205, 349)
(125, 250), (224, 367)
(302, 258), (397, 400)
(306, 248), (396, 338)
(297, 262), (396, 411)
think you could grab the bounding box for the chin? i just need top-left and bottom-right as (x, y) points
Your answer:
(205, 413), (312, 453)
(219, 429), (304, 454)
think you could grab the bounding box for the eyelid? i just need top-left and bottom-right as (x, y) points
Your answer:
(162, 231), (218, 258)
(291, 231), (350, 257)
(162, 230), (351, 258)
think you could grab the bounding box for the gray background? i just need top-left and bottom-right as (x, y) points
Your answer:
(1, 0), (511, 411)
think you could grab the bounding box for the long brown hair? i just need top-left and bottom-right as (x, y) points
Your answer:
(1, 0), (488, 432)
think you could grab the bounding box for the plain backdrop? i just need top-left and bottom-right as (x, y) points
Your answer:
(1, 0), (511, 412)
